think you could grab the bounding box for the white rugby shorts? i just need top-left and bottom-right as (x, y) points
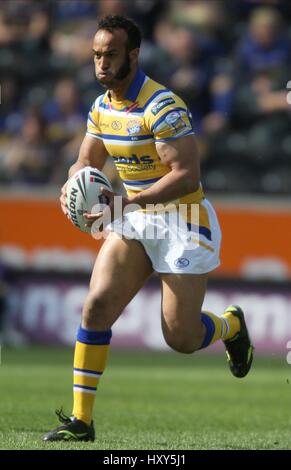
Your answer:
(107, 198), (221, 274)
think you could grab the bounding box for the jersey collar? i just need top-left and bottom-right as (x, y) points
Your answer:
(125, 67), (146, 102)
(103, 68), (146, 107)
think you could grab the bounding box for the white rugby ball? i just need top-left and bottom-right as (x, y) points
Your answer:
(66, 166), (112, 233)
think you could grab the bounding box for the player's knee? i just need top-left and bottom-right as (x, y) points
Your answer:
(82, 290), (112, 329)
(164, 332), (204, 354)
(164, 335), (196, 354)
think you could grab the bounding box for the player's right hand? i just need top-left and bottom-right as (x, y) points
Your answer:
(60, 181), (69, 218)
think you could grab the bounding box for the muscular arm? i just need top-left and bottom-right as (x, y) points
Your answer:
(68, 135), (108, 177)
(61, 135), (108, 216)
(129, 135), (200, 207)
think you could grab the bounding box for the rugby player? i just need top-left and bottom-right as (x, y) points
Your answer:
(43, 15), (253, 442)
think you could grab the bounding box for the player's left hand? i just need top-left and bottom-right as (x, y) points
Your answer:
(83, 187), (130, 230)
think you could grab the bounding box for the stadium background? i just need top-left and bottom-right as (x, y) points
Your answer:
(0, 0), (291, 451)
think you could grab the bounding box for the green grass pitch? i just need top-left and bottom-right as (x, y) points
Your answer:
(0, 347), (290, 450)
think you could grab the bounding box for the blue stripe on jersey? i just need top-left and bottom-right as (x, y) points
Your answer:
(187, 223), (212, 241)
(134, 89), (172, 113)
(125, 68), (146, 102)
(101, 133), (153, 141)
(99, 101), (109, 109)
(90, 95), (106, 110)
(151, 107), (189, 132)
(97, 85), (172, 114)
(123, 177), (162, 185)
(86, 131), (102, 138)
(73, 384), (97, 391)
(74, 368), (103, 376)
(88, 113), (97, 126)
(89, 94), (105, 113)
(155, 130), (194, 142)
(107, 89), (172, 114)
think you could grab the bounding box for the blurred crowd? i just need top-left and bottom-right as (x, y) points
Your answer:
(1, 0), (291, 194)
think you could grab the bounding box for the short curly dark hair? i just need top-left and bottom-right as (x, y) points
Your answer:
(97, 15), (142, 51)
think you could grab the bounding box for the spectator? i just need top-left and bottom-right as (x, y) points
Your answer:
(43, 78), (86, 144)
(234, 7), (291, 84)
(2, 109), (54, 184)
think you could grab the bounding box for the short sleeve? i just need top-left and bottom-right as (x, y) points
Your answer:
(86, 98), (102, 140)
(144, 94), (195, 142)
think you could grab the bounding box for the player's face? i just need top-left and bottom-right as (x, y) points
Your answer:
(93, 29), (136, 88)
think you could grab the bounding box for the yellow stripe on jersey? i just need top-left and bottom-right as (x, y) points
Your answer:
(86, 67), (204, 204)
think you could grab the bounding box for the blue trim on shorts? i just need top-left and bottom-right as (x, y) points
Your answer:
(187, 223), (212, 241)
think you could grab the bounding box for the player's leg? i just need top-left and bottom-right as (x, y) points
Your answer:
(72, 232), (153, 423)
(83, 231), (153, 330)
(160, 273), (254, 375)
(43, 232), (153, 441)
(160, 273), (239, 353)
(160, 273), (208, 353)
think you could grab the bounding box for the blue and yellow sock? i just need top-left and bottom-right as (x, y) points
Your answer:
(72, 326), (112, 425)
(199, 310), (240, 350)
